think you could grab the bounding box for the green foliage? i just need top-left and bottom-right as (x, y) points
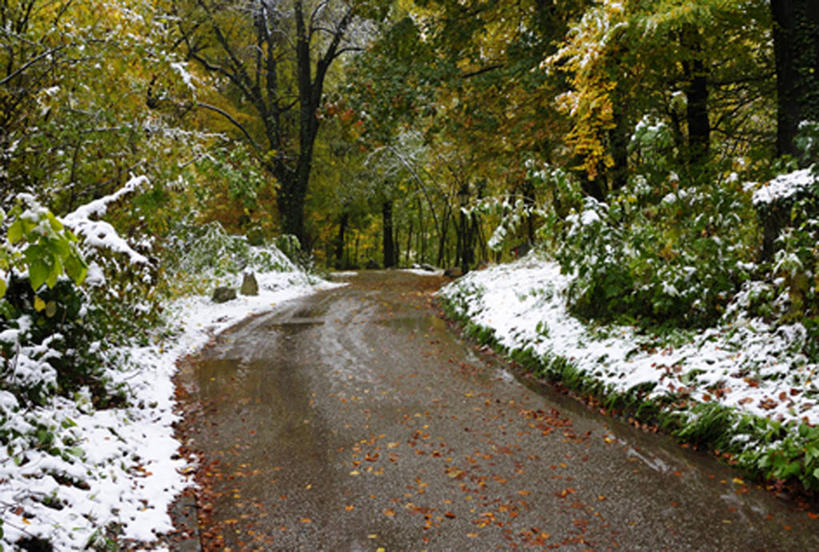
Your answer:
(1, 197), (88, 296)
(676, 402), (737, 448)
(162, 220), (304, 295)
(757, 128), (819, 324)
(795, 121), (819, 166)
(195, 146), (269, 211)
(0, 275), (126, 407)
(552, 140), (758, 328)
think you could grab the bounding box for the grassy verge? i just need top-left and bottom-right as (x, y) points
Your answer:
(439, 295), (819, 496)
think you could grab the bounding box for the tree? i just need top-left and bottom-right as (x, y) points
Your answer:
(548, 0), (774, 193)
(172, 0), (384, 249)
(770, 0), (819, 160)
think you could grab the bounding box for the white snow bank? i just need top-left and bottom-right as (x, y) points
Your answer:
(441, 256), (819, 428)
(0, 270), (337, 550)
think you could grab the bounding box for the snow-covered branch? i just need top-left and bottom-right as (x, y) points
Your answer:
(61, 175), (151, 265)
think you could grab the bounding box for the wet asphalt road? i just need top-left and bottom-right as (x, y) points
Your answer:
(180, 270), (819, 551)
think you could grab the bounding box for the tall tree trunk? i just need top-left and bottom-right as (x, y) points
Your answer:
(335, 211), (349, 268)
(405, 219), (413, 265)
(382, 200), (396, 268)
(437, 207), (451, 267)
(417, 198), (426, 263)
(276, 168), (307, 244)
(771, 0), (819, 161)
(682, 24), (710, 167)
(609, 98), (630, 192)
(394, 221), (401, 267)
(457, 183), (477, 274)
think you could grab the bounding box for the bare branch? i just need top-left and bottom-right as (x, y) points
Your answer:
(0, 45), (66, 86)
(193, 101), (262, 152)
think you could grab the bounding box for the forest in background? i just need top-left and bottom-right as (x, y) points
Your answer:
(1, 0), (819, 504)
(6, 0), (816, 313)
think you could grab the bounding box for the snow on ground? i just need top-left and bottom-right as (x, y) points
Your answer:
(440, 255), (819, 428)
(402, 267), (445, 276)
(1, 270), (336, 550)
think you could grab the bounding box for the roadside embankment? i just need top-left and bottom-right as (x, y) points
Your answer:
(439, 255), (819, 494)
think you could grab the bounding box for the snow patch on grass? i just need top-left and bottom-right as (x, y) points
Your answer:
(440, 255), (819, 428)
(1, 270), (335, 550)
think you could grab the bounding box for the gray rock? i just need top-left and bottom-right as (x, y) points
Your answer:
(240, 272), (259, 296)
(212, 286), (237, 303)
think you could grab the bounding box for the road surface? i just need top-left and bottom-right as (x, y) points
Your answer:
(176, 270), (819, 551)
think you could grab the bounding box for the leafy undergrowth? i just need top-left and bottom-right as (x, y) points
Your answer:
(439, 255), (819, 493)
(1, 204), (326, 550)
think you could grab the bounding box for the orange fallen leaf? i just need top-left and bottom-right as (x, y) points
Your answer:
(384, 508), (396, 517)
(301, 518), (312, 524)
(345, 505), (355, 511)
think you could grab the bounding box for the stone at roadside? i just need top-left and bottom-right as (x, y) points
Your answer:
(212, 286), (237, 303)
(241, 272), (259, 296)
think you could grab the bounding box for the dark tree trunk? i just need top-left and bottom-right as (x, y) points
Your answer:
(771, 0), (819, 161)
(417, 198), (426, 263)
(335, 211), (349, 267)
(405, 219), (413, 265)
(437, 206), (450, 268)
(609, 100), (630, 192)
(382, 200), (396, 268)
(276, 168), (308, 244)
(179, 0), (355, 252)
(455, 183), (479, 274)
(682, 25), (710, 167)
(580, 176), (606, 202)
(394, 222), (401, 267)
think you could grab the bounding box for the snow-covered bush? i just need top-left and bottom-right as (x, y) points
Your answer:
(554, 164), (757, 328)
(162, 220), (305, 294)
(0, 196), (112, 406)
(0, 176), (167, 412)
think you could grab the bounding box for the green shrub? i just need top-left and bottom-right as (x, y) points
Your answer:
(553, 154), (757, 328)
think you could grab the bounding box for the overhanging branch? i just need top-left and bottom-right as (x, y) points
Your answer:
(193, 102), (262, 152)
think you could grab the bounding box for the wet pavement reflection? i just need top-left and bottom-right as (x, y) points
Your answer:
(178, 270), (819, 551)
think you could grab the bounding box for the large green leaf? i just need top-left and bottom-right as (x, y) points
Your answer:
(46, 258), (62, 288)
(8, 219), (24, 244)
(64, 251), (88, 285)
(28, 259), (50, 291)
